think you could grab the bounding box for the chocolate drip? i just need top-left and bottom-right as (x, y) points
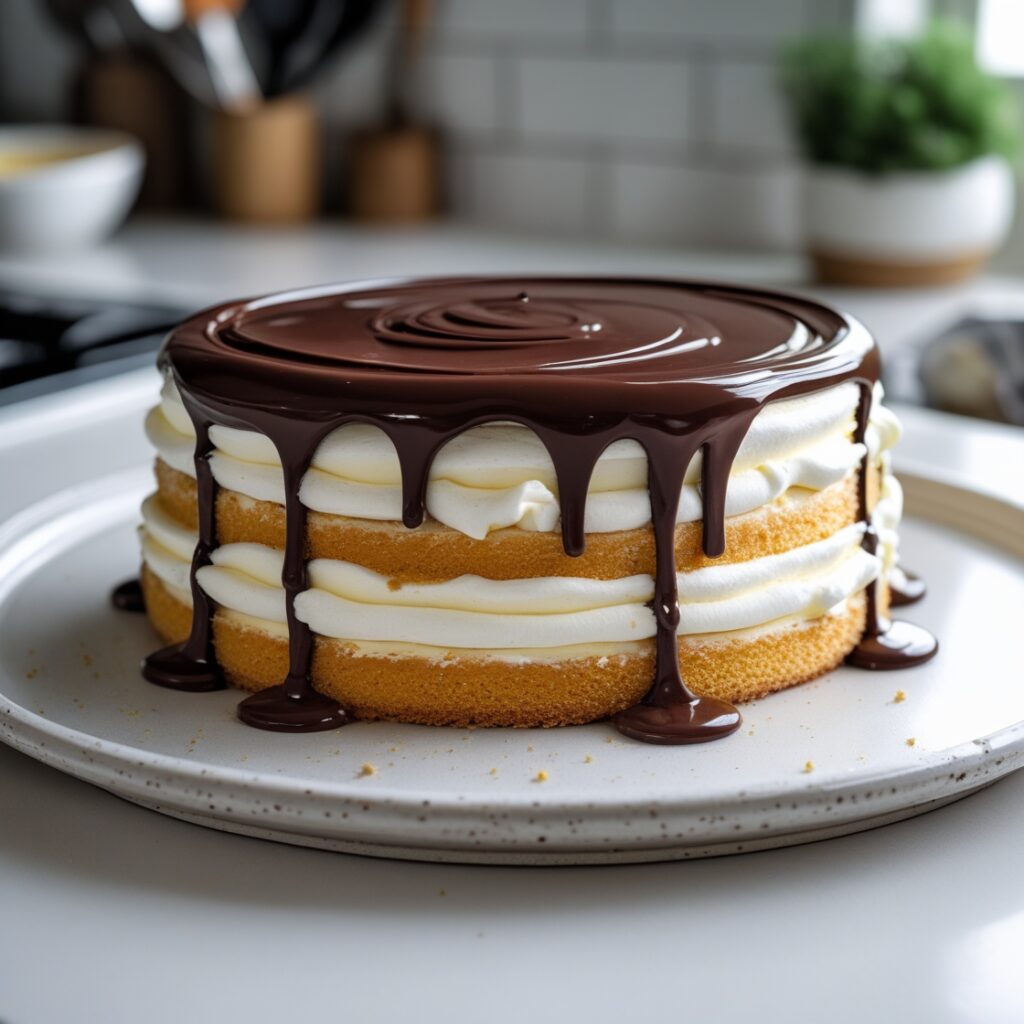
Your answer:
(377, 423), (455, 530)
(237, 428), (348, 732)
(140, 276), (936, 742)
(699, 413), (760, 559)
(111, 578), (145, 612)
(613, 423), (748, 744)
(846, 386), (938, 670)
(142, 403), (225, 692)
(890, 571), (926, 606)
(533, 428), (618, 557)
(845, 620), (939, 669)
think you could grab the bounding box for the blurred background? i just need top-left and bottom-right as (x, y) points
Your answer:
(1, 0), (1023, 431)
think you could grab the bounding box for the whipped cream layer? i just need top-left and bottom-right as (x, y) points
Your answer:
(141, 495), (880, 651)
(147, 377), (901, 539)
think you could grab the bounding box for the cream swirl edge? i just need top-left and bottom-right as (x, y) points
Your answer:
(140, 494), (883, 652)
(147, 378), (901, 539)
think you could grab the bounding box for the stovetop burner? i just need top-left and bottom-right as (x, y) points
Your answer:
(0, 287), (187, 405)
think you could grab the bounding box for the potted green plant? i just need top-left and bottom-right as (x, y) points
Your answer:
(780, 22), (1021, 286)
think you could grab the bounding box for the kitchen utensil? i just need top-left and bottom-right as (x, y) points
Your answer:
(275, 0), (380, 95)
(104, 0), (217, 107)
(348, 0), (437, 222)
(384, 0), (428, 127)
(0, 127), (144, 252)
(111, 0), (260, 111)
(182, 0), (262, 111)
(211, 95), (319, 222)
(348, 125), (437, 222)
(242, 0), (319, 96)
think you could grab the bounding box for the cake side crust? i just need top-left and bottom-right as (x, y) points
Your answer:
(142, 566), (872, 728)
(154, 459), (872, 582)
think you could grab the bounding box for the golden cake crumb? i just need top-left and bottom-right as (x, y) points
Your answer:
(143, 573), (869, 730)
(143, 466), (874, 729)
(905, 737), (916, 747)
(584, 755), (593, 764)
(894, 690), (906, 703)
(489, 767), (497, 776)
(803, 761), (814, 773)
(533, 770), (549, 782)
(358, 762), (376, 777)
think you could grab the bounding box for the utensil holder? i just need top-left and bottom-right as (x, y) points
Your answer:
(211, 95), (320, 222)
(348, 125), (438, 223)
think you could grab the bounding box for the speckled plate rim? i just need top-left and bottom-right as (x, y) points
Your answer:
(0, 463), (1022, 863)
(118, 787), (991, 864)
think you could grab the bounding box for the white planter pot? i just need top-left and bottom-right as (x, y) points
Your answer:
(804, 156), (1016, 286)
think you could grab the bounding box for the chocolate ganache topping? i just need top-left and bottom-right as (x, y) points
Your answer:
(131, 277), (937, 741)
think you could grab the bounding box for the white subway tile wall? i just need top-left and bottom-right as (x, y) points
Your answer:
(461, 152), (595, 235)
(418, 53), (503, 139)
(398, 0), (848, 248)
(434, 0), (593, 43)
(607, 0), (810, 42)
(608, 161), (802, 248)
(516, 57), (693, 147)
(709, 60), (796, 157)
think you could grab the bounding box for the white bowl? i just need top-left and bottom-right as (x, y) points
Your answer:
(0, 127), (145, 253)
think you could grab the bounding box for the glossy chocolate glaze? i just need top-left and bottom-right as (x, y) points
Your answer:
(845, 620), (939, 669)
(890, 570), (927, 606)
(111, 578), (145, 613)
(142, 402), (226, 694)
(845, 388), (937, 671)
(125, 276), (937, 740)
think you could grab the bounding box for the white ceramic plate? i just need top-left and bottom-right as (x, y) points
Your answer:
(0, 465), (1021, 864)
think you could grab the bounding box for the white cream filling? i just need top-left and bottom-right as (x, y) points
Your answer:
(873, 459), (903, 578)
(147, 378), (900, 540)
(140, 496), (880, 650)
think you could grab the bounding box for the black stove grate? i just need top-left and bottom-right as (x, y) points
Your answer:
(0, 289), (187, 406)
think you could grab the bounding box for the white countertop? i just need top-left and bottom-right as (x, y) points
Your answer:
(1, 218), (1023, 1024)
